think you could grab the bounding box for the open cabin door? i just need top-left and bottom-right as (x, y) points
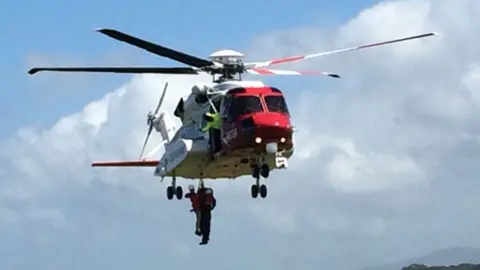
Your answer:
(219, 94), (230, 132)
(209, 97), (223, 156)
(219, 93), (237, 154)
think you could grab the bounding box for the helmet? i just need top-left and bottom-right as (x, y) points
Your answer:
(204, 113), (214, 122)
(188, 184), (195, 191)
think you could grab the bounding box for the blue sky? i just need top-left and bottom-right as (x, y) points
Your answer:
(1, 0), (378, 138)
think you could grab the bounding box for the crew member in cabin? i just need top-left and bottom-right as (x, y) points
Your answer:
(201, 112), (222, 132)
(201, 111), (223, 156)
(185, 184), (201, 236)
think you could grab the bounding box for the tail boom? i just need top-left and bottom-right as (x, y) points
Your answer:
(91, 160), (159, 167)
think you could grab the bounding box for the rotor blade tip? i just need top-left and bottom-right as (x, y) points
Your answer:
(28, 68), (38, 75)
(94, 28), (112, 33)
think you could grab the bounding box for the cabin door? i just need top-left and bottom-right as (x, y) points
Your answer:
(219, 95), (235, 153)
(209, 98), (223, 155)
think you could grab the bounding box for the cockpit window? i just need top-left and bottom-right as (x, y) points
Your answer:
(265, 95), (289, 114)
(227, 95), (264, 120)
(235, 96), (263, 114)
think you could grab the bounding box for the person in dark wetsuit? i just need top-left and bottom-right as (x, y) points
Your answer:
(198, 187), (216, 245)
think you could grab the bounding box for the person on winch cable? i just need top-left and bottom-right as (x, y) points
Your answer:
(185, 184), (201, 236)
(198, 187), (216, 245)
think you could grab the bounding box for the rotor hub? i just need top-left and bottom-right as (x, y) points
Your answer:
(206, 49), (246, 81)
(147, 112), (154, 125)
(208, 49), (244, 65)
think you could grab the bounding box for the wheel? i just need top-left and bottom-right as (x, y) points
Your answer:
(259, 184), (267, 198)
(260, 164), (269, 178)
(251, 185), (258, 198)
(252, 166), (260, 179)
(175, 186), (183, 200)
(166, 186), (174, 200)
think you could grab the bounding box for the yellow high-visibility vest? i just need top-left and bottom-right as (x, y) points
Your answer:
(202, 112), (222, 132)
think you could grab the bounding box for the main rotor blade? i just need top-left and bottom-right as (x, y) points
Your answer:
(245, 32), (438, 68)
(28, 67), (198, 75)
(96, 28), (214, 68)
(246, 68), (340, 78)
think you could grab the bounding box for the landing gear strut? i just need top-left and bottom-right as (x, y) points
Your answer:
(166, 176), (183, 200)
(251, 157), (269, 199)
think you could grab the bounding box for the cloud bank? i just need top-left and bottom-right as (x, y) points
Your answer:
(2, 0), (480, 269)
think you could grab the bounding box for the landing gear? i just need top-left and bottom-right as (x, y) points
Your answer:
(167, 186), (174, 200)
(166, 176), (183, 200)
(260, 164), (269, 178)
(175, 186), (183, 200)
(251, 157), (269, 199)
(259, 184), (267, 198)
(250, 178), (267, 198)
(251, 184), (258, 198)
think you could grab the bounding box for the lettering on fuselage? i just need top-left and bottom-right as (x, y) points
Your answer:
(224, 127), (238, 143)
(275, 156), (288, 168)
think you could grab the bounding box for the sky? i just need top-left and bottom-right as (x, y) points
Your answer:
(2, 0), (480, 269)
(0, 0), (377, 137)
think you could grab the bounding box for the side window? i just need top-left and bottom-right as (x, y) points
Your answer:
(234, 96), (263, 115)
(222, 95), (235, 121)
(224, 95), (263, 120)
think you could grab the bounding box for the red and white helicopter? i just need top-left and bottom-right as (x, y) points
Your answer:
(28, 28), (437, 200)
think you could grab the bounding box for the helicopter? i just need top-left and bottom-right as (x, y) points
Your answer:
(28, 28), (437, 200)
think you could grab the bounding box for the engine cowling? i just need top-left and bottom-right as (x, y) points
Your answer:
(152, 112), (177, 142)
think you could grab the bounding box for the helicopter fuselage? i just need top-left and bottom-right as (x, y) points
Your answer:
(155, 80), (294, 180)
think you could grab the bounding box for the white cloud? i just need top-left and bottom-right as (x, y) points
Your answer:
(2, 0), (480, 269)
(322, 137), (425, 193)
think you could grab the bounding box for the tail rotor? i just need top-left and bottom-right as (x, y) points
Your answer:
(139, 82), (168, 160)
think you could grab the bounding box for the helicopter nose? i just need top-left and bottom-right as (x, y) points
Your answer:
(252, 115), (292, 146)
(254, 125), (291, 142)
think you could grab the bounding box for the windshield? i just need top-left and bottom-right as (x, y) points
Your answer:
(264, 95), (289, 114)
(230, 95), (264, 118)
